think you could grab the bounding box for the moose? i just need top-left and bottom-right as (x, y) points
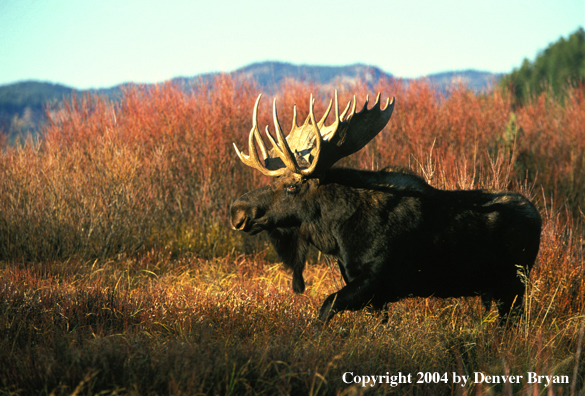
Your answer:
(230, 92), (542, 323)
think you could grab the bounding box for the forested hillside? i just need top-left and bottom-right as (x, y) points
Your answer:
(500, 27), (585, 105)
(0, 81), (77, 145)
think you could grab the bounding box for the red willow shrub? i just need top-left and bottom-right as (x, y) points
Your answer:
(514, 84), (585, 210)
(0, 74), (583, 261)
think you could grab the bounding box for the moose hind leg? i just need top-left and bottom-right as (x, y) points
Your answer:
(318, 275), (380, 323)
(480, 292), (493, 312)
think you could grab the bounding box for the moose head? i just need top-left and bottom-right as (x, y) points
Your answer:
(230, 91), (395, 236)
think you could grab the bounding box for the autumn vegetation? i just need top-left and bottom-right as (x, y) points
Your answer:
(0, 73), (584, 395)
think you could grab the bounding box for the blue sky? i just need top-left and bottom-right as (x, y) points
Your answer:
(0, 0), (583, 89)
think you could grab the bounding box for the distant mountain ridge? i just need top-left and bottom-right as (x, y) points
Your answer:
(0, 62), (502, 143)
(223, 62), (389, 91)
(423, 69), (503, 91)
(173, 61), (500, 93)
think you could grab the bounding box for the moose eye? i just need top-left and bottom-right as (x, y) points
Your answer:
(285, 184), (300, 194)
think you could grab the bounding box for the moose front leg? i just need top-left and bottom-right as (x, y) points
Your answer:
(268, 228), (308, 294)
(318, 274), (382, 323)
(292, 267), (305, 293)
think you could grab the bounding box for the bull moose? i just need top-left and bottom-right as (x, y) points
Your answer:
(230, 92), (542, 323)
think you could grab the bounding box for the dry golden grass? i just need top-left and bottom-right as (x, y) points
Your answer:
(0, 221), (582, 395)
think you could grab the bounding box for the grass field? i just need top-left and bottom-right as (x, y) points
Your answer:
(0, 76), (584, 395)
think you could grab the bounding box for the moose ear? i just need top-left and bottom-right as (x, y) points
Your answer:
(308, 175), (322, 187)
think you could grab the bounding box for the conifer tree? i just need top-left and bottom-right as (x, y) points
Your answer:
(501, 27), (584, 105)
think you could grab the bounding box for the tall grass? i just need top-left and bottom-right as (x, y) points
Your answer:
(0, 215), (582, 395)
(0, 75), (583, 394)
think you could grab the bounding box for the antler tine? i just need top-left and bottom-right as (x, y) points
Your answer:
(348, 96), (357, 118)
(374, 92), (381, 108)
(317, 97), (333, 129)
(260, 98), (283, 157)
(334, 90), (340, 126)
(251, 94), (269, 159)
(233, 143), (247, 163)
(264, 125), (281, 156)
(301, 94), (323, 176)
(318, 90), (341, 142)
(253, 130), (269, 160)
(261, 101), (285, 157)
(248, 124), (285, 177)
(232, 96), (262, 166)
(371, 92), (392, 112)
(232, 94), (285, 177)
(290, 104), (298, 131)
(272, 98), (302, 174)
(340, 98), (352, 121)
(359, 94), (370, 113)
(251, 94), (262, 133)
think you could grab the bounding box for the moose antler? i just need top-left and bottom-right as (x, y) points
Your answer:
(233, 91), (395, 178)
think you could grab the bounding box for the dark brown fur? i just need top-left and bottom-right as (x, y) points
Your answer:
(230, 167), (542, 323)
